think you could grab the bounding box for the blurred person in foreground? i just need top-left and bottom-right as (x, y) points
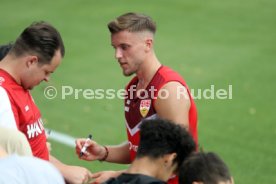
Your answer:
(0, 126), (32, 156)
(0, 145), (65, 184)
(103, 118), (196, 184)
(179, 152), (234, 184)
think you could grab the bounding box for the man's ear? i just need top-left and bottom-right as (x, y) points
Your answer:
(162, 153), (178, 174)
(145, 38), (153, 52)
(164, 152), (177, 167)
(26, 55), (38, 68)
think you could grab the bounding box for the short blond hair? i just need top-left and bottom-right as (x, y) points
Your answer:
(108, 12), (156, 34)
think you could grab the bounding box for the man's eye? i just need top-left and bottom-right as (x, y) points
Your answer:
(121, 45), (129, 50)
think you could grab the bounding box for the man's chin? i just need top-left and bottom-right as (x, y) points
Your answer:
(123, 70), (134, 77)
(25, 87), (33, 90)
(23, 85), (34, 90)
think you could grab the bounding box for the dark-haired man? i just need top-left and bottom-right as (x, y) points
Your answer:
(0, 22), (92, 184)
(103, 118), (196, 184)
(179, 152), (234, 184)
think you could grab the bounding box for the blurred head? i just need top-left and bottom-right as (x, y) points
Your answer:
(108, 12), (156, 76)
(0, 145), (8, 158)
(179, 152), (234, 184)
(9, 21), (65, 89)
(137, 118), (196, 180)
(0, 43), (12, 61)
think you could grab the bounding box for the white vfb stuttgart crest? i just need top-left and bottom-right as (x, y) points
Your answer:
(140, 99), (151, 117)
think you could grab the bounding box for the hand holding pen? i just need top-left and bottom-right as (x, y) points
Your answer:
(79, 134), (92, 157)
(76, 134), (105, 161)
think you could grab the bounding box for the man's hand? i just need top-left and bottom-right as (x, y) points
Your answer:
(63, 165), (93, 184)
(90, 171), (122, 184)
(50, 155), (92, 184)
(75, 138), (106, 161)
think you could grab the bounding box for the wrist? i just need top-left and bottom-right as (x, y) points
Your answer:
(99, 145), (109, 162)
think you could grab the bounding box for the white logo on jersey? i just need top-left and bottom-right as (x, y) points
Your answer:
(125, 100), (131, 112)
(27, 118), (45, 139)
(25, 105), (29, 112)
(124, 106), (129, 112)
(128, 141), (138, 152)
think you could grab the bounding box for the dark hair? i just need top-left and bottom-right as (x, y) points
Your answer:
(137, 118), (196, 171)
(179, 152), (232, 184)
(0, 43), (12, 61)
(10, 21), (65, 64)
(108, 12), (156, 34)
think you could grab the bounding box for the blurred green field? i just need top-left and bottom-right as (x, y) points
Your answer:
(1, 0), (276, 183)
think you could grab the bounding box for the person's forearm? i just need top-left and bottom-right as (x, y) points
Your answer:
(101, 141), (131, 164)
(50, 155), (92, 184)
(49, 155), (67, 175)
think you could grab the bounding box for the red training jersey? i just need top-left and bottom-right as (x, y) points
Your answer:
(0, 69), (49, 160)
(124, 66), (198, 184)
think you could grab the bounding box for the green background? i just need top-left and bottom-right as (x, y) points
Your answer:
(1, 0), (275, 183)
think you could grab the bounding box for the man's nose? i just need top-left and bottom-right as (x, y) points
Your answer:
(115, 48), (123, 59)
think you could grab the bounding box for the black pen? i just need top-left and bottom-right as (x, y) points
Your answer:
(80, 134), (92, 157)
